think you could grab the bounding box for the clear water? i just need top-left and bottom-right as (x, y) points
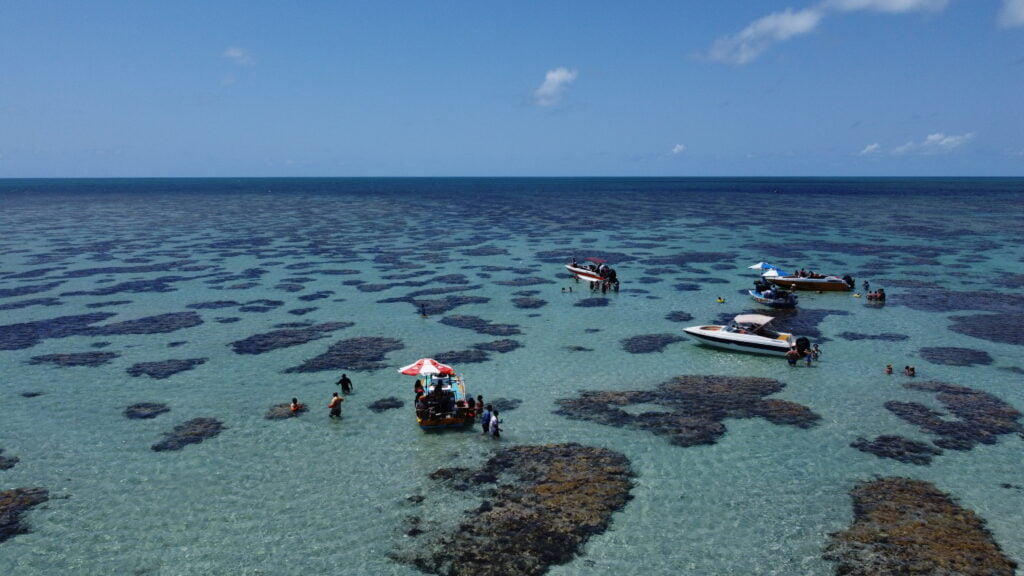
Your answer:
(1, 178), (1022, 575)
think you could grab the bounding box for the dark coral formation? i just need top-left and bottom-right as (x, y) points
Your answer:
(620, 333), (684, 353)
(837, 332), (909, 342)
(555, 375), (819, 447)
(127, 358), (206, 379)
(124, 403), (170, 419)
(265, 403), (308, 420)
(511, 297), (546, 309)
(493, 276), (556, 287)
(285, 336), (404, 373)
(574, 297), (610, 307)
(824, 477), (1016, 575)
(0, 449), (19, 470)
(439, 315), (522, 336)
(29, 352), (119, 367)
(885, 381), (1022, 451)
(850, 435), (942, 465)
(918, 346), (994, 366)
(392, 443), (633, 576)
(434, 349), (490, 365)
(490, 398), (522, 412)
(472, 339), (522, 353)
(664, 310), (694, 322)
(368, 397), (405, 413)
(229, 321), (354, 355)
(0, 487), (50, 543)
(151, 417), (226, 452)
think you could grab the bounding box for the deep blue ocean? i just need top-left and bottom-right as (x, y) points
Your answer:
(1, 178), (1023, 575)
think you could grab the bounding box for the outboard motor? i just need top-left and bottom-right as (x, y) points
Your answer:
(843, 275), (855, 289)
(795, 337), (811, 356)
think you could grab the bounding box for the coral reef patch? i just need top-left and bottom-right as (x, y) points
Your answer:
(124, 403), (171, 419)
(885, 381), (1022, 451)
(439, 315), (522, 336)
(824, 477), (1016, 575)
(284, 337), (404, 373)
(621, 333), (684, 353)
(265, 403), (308, 420)
(850, 435), (943, 465)
(151, 417), (226, 452)
(229, 322), (354, 355)
(368, 397), (405, 413)
(127, 358), (206, 379)
(29, 352), (119, 367)
(391, 443), (633, 576)
(0, 487), (49, 543)
(918, 346), (993, 366)
(555, 375), (819, 447)
(0, 449), (19, 470)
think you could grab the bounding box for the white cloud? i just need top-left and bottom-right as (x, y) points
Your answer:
(1000, 0), (1024, 27)
(672, 144), (687, 154)
(890, 132), (975, 155)
(534, 67), (578, 106)
(223, 47), (253, 67)
(859, 142), (882, 155)
(921, 132), (975, 153)
(826, 0), (950, 13)
(708, 8), (824, 64)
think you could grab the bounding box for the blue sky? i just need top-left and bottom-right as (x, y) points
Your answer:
(2, 0), (1023, 177)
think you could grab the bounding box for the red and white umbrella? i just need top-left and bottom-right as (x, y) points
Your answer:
(397, 358), (454, 376)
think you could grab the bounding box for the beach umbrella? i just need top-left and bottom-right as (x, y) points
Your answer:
(748, 262), (789, 276)
(398, 358), (455, 376)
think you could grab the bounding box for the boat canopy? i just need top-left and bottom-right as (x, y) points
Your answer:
(748, 262), (789, 277)
(733, 314), (776, 326)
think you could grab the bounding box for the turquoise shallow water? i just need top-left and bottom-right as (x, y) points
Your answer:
(1, 178), (1023, 575)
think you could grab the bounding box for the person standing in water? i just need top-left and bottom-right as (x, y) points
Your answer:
(489, 409), (502, 439)
(336, 373), (353, 394)
(328, 392), (344, 418)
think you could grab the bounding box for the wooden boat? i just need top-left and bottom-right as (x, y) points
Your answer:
(749, 262), (854, 292)
(415, 373), (475, 430)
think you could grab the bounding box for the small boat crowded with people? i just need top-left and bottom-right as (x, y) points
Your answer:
(400, 358), (475, 430)
(683, 314), (809, 356)
(749, 279), (798, 309)
(749, 262), (854, 292)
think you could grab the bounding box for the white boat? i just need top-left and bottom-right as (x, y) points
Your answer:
(683, 314), (808, 356)
(565, 257), (618, 285)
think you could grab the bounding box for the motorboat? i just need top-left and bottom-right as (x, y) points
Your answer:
(749, 278), (798, 308)
(566, 257), (618, 286)
(400, 358), (475, 430)
(748, 288), (798, 309)
(749, 262), (854, 292)
(683, 314), (809, 356)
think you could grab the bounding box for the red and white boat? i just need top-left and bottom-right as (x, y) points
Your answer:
(565, 257), (618, 284)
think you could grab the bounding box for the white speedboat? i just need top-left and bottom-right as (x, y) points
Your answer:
(565, 257), (618, 285)
(683, 314), (808, 356)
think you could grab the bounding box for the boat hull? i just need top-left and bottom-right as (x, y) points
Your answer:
(417, 415), (474, 430)
(565, 264), (605, 283)
(766, 276), (851, 291)
(748, 290), (797, 309)
(683, 326), (793, 356)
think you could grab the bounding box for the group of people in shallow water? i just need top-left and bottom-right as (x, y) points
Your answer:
(785, 343), (822, 366)
(885, 364), (916, 376)
(286, 373), (353, 419)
